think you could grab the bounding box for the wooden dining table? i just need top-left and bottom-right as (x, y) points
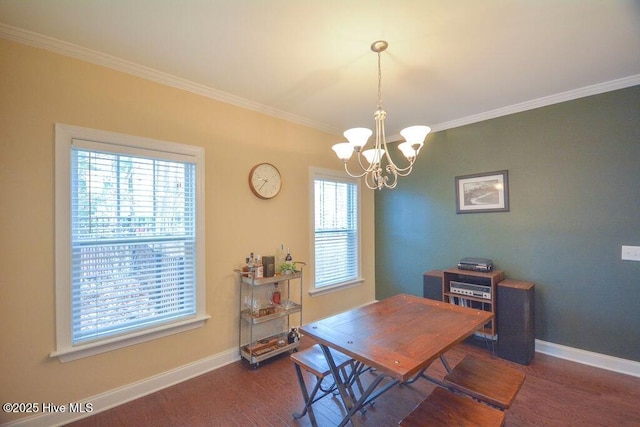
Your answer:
(300, 293), (494, 426)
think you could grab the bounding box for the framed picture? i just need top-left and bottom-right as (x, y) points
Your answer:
(455, 170), (509, 213)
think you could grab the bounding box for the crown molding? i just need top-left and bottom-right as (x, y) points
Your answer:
(0, 23), (340, 134)
(2, 23), (637, 136)
(430, 74), (640, 132)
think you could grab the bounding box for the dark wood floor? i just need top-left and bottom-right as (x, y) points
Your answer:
(68, 337), (640, 426)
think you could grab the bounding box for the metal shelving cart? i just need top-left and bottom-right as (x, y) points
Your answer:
(235, 263), (305, 368)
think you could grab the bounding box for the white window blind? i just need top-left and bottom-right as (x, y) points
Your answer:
(54, 125), (206, 362)
(70, 142), (197, 344)
(314, 177), (359, 287)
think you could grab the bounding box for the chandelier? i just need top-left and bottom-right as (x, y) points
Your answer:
(332, 41), (430, 190)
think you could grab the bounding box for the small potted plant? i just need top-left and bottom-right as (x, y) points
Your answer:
(278, 262), (297, 275)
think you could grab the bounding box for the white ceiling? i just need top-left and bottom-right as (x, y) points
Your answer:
(1, 0), (639, 138)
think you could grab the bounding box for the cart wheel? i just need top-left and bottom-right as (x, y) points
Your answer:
(252, 363), (259, 370)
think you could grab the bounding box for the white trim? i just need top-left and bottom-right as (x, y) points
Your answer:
(535, 339), (640, 378)
(4, 348), (240, 427)
(428, 75), (640, 132)
(2, 23), (638, 136)
(50, 315), (210, 363)
(308, 278), (364, 297)
(309, 167), (362, 293)
(53, 123), (207, 362)
(0, 23), (338, 135)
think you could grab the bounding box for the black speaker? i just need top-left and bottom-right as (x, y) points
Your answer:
(497, 280), (535, 365)
(423, 270), (443, 301)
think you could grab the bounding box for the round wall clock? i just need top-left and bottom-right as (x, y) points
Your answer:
(248, 163), (282, 199)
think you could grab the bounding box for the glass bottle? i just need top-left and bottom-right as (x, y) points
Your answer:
(277, 243), (285, 265)
(272, 283), (281, 305)
(255, 254), (264, 278)
(242, 257), (250, 277)
(248, 252), (255, 276)
(288, 327), (299, 344)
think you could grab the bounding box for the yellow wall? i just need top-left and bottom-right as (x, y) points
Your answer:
(0, 38), (375, 423)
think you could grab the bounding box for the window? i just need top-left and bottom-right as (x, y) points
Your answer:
(311, 168), (361, 293)
(53, 124), (207, 362)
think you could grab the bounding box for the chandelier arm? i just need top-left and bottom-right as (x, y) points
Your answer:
(375, 166), (389, 190)
(342, 162), (370, 179)
(394, 161), (415, 176)
(384, 165), (399, 188)
(379, 169), (389, 189)
(378, 109), (414, 180)
(355, 152), (377, 174)
(389, 157), (416, 174)
(382, 141), (417, 174)
(382, 148), (402, 171)
(363, 169), (379, 190)
(382, 138), (416, 176)
(376, 108), (395, 172)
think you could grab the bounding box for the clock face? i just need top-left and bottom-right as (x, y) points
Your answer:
(249, 163), (282, 199)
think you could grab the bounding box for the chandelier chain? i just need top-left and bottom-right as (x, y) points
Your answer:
(377, 50), (383, 111)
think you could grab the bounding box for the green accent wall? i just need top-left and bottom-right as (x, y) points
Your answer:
(375, 85), (640, 361)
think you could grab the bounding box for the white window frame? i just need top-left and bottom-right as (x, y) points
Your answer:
(309, 167), (363, 296)
(52, 124), (208, 362)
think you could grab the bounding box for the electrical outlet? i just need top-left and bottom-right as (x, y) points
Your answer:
(621, 245), (640, 261)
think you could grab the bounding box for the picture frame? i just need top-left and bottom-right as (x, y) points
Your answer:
(455, 170), (509, 213)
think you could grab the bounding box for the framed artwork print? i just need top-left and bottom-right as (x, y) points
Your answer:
(455, 170), (509, 213)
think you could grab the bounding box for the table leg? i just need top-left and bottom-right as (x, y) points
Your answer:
(406, 354), (452, 387)
(337, 374), (389, 427)
(319, 344), (400, 427)
(319, 344), (358, 424)
(292, 363), (319, 426)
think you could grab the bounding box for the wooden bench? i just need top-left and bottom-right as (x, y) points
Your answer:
(443, 355), (526, 410)
(291, 344), (363, 426)
(399, 387), (505, 426)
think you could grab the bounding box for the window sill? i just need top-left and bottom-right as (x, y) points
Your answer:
(50, 314), (210, 363)
(308, 278), (364, 297)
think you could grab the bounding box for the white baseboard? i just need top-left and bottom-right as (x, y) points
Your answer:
(535, 339), (640, 378)
(4, 348), (240, 427)
(5, 341), (638, 426)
